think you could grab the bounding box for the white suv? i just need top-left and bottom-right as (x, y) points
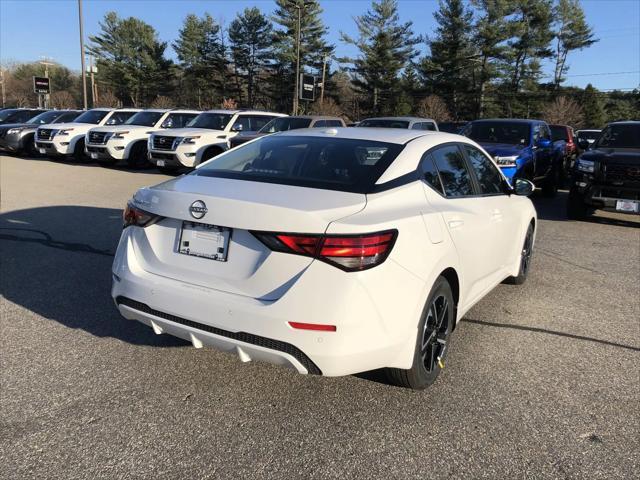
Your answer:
(148, 110), (286, 171)
(85, 109), (200, 168)
(35, 108), (140, 161)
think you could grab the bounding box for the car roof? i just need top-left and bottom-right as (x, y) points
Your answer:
(202, 109), (286, 116)
(576, 129), (601, 132)
(274, 126), (452, 144)
(361, 116), (436, 123)
(608, 120), (640, 125)
(136, 108), (201, 114)
(288, 115), (343, 120)
(471, 118), (545, 124)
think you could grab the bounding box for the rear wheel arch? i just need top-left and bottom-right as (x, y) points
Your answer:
(439, 267), (459, 329)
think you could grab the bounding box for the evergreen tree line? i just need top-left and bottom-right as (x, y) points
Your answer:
(1, 0), (638, 128)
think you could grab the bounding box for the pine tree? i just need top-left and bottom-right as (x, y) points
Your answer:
(582, 84), (606, 128)
(228, 8), (273, 108)
(419, 0), (475, 119)
(271, 0), (334, 113)
(341, 0), (420, 116)
(89, 12), (173, 107)
(552, 0), (597, 88)
(173, 14), (226, 109)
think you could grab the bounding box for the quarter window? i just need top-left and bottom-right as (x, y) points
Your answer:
(420, 153), (444, 195)
(430, 145), (474, 197)
(464, 145), (504, 195)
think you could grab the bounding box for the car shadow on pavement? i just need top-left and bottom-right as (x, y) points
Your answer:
(0, 205), (187, 347)
(531, 190), (640, 228)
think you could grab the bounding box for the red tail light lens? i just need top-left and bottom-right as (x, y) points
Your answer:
(252, 230), (397, 272)
(123, 203), (161, 228)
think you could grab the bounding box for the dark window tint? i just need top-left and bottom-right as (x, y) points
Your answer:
(464, 122), (530, 146)
(194, 135), (404, 193)
(420, 153), (444, 194)
(260, 117), (312, 133)
(163, 113), (198, 129)
(233, 115), (277, 132)
(358, 119), (410, 129)
(187, 113), (233, 130)
(577, 130), (600, 141)
(464, 145), (504, 195)
(125, 111), (164, 127)
(550, 125), (568, 142)
(74, 110), (110, 124)
(26, 110), (61, 124)
(595, 124), (640, 148)
(324, 120), (344, 127)
(54, 111), (82, 123)
(431, 145), (474, 197)
(314, 120), (328, 127)
(106, 111), (137, 125)
(412, 122), (437, 131)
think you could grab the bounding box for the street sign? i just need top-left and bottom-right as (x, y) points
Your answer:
(33, 76), (50, 94)
(299, 74), (315, 101)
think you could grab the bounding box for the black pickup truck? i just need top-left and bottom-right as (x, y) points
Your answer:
(567, 121), (640, 219)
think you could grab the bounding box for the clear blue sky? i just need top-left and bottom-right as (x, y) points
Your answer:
(1, 0), (638, 90)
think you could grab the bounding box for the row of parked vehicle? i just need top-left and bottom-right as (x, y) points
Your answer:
(1, 106), (637, 218)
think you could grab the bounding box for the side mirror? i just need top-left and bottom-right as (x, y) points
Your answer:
(578, 139), (590, 150)
(231, 124), (243, 132)
(537, 138), (552, 149)
(160, 120), (172, 129)
(513, 178), (535, 196)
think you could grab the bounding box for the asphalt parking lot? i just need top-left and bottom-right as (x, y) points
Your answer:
(1, 154), (638, 479)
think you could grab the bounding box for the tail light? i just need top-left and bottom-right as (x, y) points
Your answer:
(123, 203), (161, 228)
(252, 230), (397, 272)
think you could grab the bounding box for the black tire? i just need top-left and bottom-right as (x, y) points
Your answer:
(505, 223), (534, 285)
(386, 276), (454, 390)
(126, 141), (149, 169)
(20, 134), (38, 157)
(73, 138), (86, 162)
(542, 166), (559, 197)
(566, 188), (588, 220)
(201, 146), (223, 165)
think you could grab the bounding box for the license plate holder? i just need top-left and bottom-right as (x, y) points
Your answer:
(615, 200), (639, 213)
(90, 152), (98, 159)
(39, 148), (46, 154)
(178, 222), (231, 262)
(157, 159), (165, 167)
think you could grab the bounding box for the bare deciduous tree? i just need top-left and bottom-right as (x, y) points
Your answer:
(50, 91), (77, 109)
(150, 95), (174, 108)
(416, 95), (452, 123)
(220, 98), (238, 110)
(309, 98), (346, 120)
(542, 96), (584, 128)
(94, 90), (120, 108)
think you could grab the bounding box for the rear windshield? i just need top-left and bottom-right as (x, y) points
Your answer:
(577, 130), (600, 141)
(193, 135), (404, 193)
(259, 117), (312, 133)
(186, 112), (233, 130)
(126, 111), (164, 127)
(464, 122), (531, 146)
(74, 110), (110, 124)
(550, 125), (568, 142)
(358, 119), (410, 129)
(595, 124), (640, 149)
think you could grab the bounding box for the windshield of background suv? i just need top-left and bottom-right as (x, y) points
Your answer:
(125, 111), (164, 127)
(54, 111), (82, 123)
(465, 122), (530, 145)
(550, 125), (568, 142)
(358, 119), (410, 129)
(259, 117), (312, 133)
(26, 110), (62, 124)
(577, 131), (600, 141)
(194, 135), (404, 193)
(595, 124), (640, 149)
(74, 110), (110, 124)
(0, 110), (19, 121)
(186, 113), (233, 130)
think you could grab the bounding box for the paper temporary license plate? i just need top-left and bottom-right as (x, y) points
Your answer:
(39, 148), (46, 154)
(156, 159), (165, 167)
(178, 222), (231, 261)
(615, 200), (639, 213)
(90, 152), (98, 159)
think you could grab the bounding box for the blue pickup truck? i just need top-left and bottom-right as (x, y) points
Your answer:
(461, 119), (565, 195)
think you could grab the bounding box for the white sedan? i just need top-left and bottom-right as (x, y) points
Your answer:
(112, 128), (537, 389)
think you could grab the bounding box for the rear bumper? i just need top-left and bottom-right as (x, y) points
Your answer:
(111, 230), (423, 377)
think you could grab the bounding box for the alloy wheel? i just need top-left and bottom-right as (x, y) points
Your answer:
(421, 294), (450, 373)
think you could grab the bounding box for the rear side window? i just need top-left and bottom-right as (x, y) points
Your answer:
(313, 120), (328, 128)
(463, 145), (504, 195)
(430, 145), (474, 197)
(412, 122), (437, 131)
(234, 115), (277, 132)
(106, 111), (137, 125)
(420, 153), (444, 195)
(324, 120), (344, 127)
(194, 135), (404, 193)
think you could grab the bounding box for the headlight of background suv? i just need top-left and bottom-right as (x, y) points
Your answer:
(494, 155), (519, 167)
(111, 131), (129, 139)
(576, 159), (595, 173)
(7, 128), (23, 135)
(56, 128), (74, 137)
(181, 136), (200, 145)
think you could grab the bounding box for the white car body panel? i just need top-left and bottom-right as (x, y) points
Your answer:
(112, 128), (537, 377)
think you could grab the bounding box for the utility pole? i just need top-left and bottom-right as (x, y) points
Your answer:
(1, 68), (6, 108)
(293, 4), (302, 115)
(319, 55), (327, 106)
(39, 57), (54, 109)
(89, 56), (97, 107)
(78, 0), (88, 110)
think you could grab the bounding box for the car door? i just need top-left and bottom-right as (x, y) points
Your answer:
(533, 124), (553, 180)
(461, 143), (517, 273)
(420, 143), (505, 305)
